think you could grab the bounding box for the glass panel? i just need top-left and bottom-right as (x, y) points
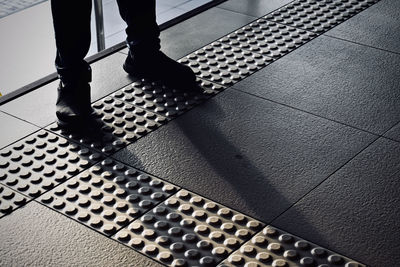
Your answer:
(0, 0), (216, 98)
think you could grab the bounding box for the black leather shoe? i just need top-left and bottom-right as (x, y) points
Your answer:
(56, 81), (93, 128)
(123, 50), (202, 93)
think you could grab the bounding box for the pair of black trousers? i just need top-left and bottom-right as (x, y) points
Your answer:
(51, 0), (160, 83)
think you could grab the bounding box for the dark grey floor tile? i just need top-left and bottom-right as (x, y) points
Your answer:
(218, 0), (293, 17)
(112, 89), (376, 223)
(0, 52), (135, 127)
(0, 112), (39, 149)
(0, 202), (163, 267)
(383, 121), (400, 142)
(233, 35), (400, 135)
(91, 52), (136, 101)
(272, 138), (400, 267)
(159, 7), (256, 60)
(327, 0), (400, 55)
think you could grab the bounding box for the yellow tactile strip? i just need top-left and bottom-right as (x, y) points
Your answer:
(0, 184), (28, 218)
(264, 0), (379, 34)
(38, 158), (179, 236)
(0, 130), (103, 198)
(111, 78), (225, 118)
(113, 189), (264, 266)
(219, 225), (365, 267)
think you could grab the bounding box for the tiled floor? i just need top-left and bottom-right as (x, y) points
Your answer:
(1, 0), (400, 266)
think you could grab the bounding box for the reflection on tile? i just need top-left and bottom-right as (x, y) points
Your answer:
(218, 0), (293, 17)
(160, 7), (255, 59)
(178, 0), (213, 11)
(157, 7), (187, 25)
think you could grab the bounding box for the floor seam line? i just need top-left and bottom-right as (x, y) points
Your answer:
(213, 6), (258, 19)
(231, 87), (382, 138)
(324, 34), (400, 56)
(268, 136), (380, 225)
(0, 110), (44, 129)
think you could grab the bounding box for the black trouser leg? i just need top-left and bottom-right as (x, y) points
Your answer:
(51, 0), (92, 83)
(116, 0), (161, 54)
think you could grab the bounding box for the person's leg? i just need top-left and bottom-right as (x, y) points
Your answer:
(51, 0), (93, 126)
(51, 0), (92, 83)
(116, 0), (160, 54)
(116, 0), (201, 92)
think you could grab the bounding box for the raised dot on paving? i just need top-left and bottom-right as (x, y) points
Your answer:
(111, 78), (225, 118)
(219, 19), (317, 59)
(38, 158), (179, 236)
(179, 42), (272, 86)
(264, 0), (379, 34)
(0, 184), (28, 217)
(218, 225), (366, 267)
(113, 189), (264, 266)
(0, 130), (102, 198)
(47, 96), (168, 155)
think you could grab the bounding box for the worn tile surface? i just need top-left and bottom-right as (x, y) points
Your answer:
(232, 35), (400, 135)
(112, 89), (376, 223)
(114, 189), (264, 266)
(272, 138), (400, 267)
(0, 111), (39, 149)
(327, 0), (400, 55)
(0, 202), (163, 267)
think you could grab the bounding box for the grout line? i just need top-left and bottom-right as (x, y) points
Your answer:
(0, 184), (36, 219)
(230, 87), (382, 138)
(108, 154), (266, 222)
(214, 5), (258, 18)
(324, 34), (400, 56)
(0, 127), (43, 150)
(216, 0), (297, 19)
(0, 110), (45, 129)
(268, 135), (380, 225)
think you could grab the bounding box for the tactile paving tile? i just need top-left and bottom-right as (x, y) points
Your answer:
(219, 19), (318, 59)
(111, 78), (225, 118)
(47, 96), (168, 155)
(264, 0), (379, 34)
(0, 130), (102, 198)
(219, 225), (365, 267)
(0, 184), (28, 217)
(114, 189), (264, 266)
(39, 158), (179, 236)
(179, 42), (273, 86)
